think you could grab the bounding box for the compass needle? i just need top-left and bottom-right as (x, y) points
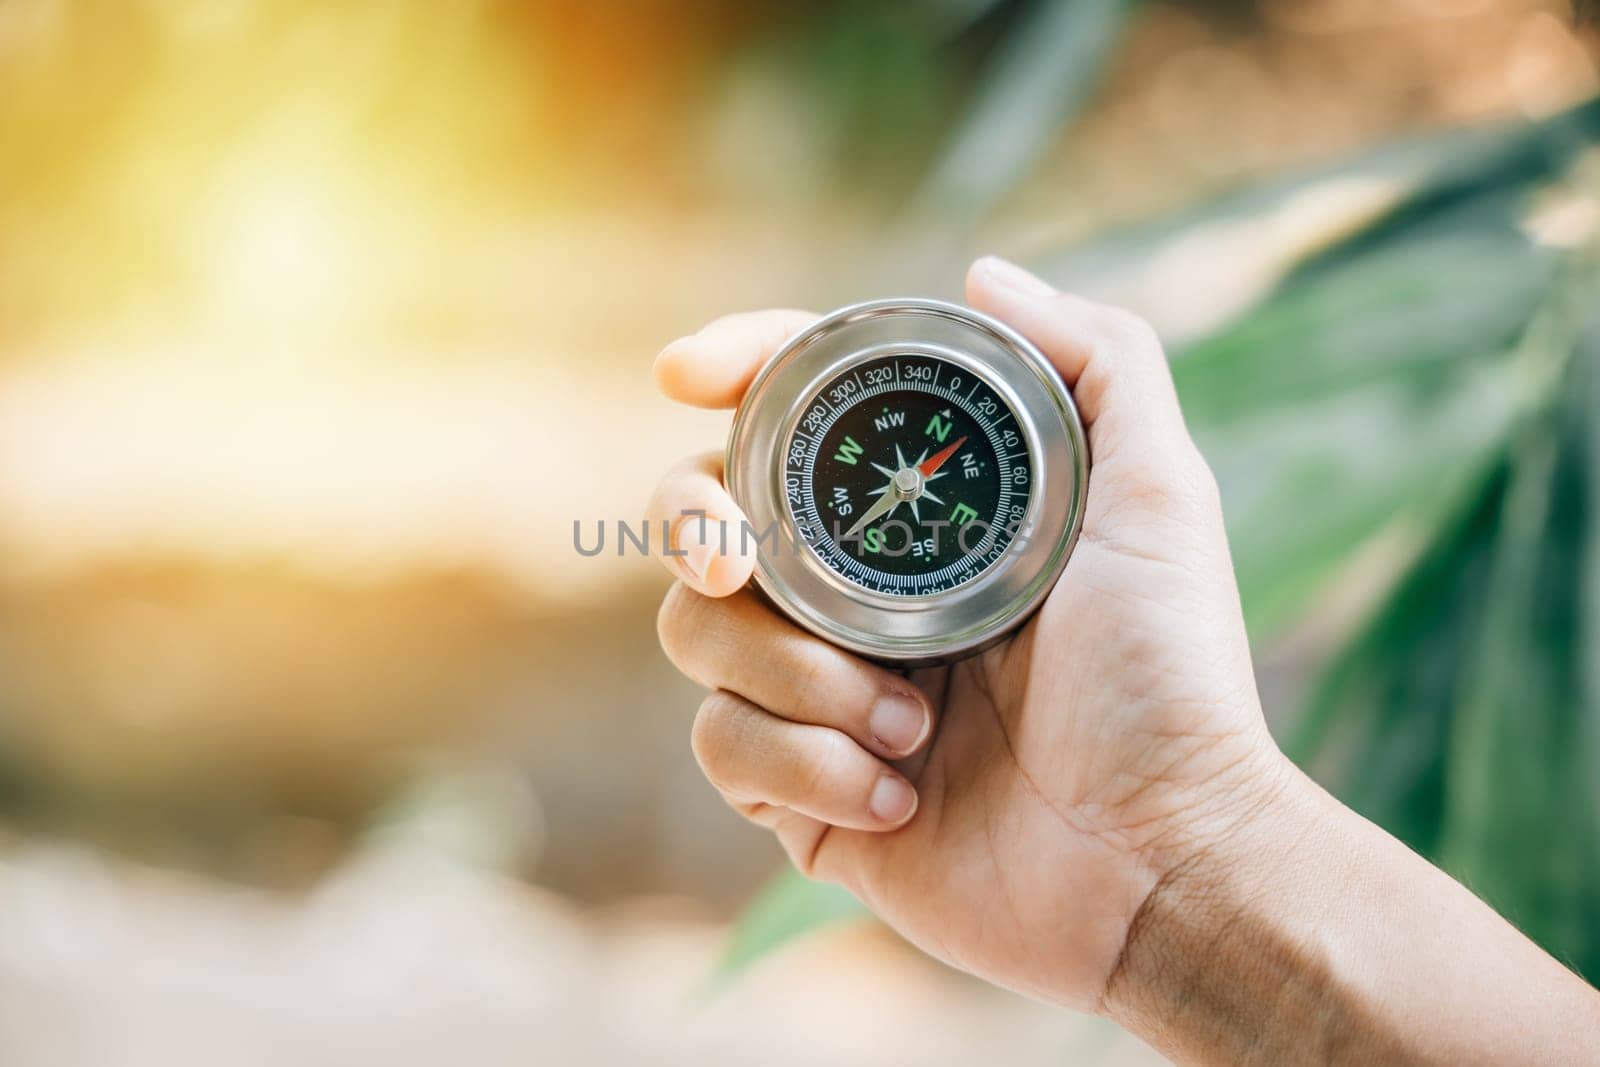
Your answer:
(840, 488), (899, 542)
(917, 436), (967, 478)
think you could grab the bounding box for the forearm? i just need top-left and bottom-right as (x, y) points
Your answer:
(1104, 763), (1600, 1065)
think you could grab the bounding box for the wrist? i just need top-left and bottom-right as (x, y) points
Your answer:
(1101, 756), (1379, 1063)
(1104, 754), (1600, 1066)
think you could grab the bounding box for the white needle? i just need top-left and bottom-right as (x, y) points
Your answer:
(840, 487), (901, 542)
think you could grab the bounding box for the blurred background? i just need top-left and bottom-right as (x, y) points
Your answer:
(1, 1), (1597, 1063)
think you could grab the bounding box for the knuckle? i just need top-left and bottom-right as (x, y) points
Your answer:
(782, 829), (829, 882)
(1162, 440), (1221, 511)
(689, 690), (744, 784)
(669, 450), (719, 483)
(730, 797), (777, 827)
(1097, 306), (1163, 356)
(795, 728), (858, 799)
(655, 582), (696, 667)
(776, 635), (840, 713)
(786, 845), (822, 880)
(1186, 449), (1225, 512)
(1104, 445), (1221, 531)
(646, 464), (687, 518)
(656, 583), (721, 678)
(757, 310), (811, 354)
(1107, 455), (1200, 518)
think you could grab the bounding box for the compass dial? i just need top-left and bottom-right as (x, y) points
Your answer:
(786, 355), (1032, 597)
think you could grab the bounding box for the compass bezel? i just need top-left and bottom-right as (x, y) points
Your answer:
(725, 299), (1089, 665)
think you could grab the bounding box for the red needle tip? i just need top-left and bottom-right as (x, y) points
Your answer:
(918, 436), (967, 478)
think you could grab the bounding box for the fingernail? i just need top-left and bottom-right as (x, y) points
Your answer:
(672, 514), (720, 581)
(869, 775), (917, 825)
(650, 344), (679, 390)
(870, 693), (929, 756)
(979, 255), (1055, 297)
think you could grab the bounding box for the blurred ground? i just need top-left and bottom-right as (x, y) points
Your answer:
(0, 836), (1169, 1067)
(0, 1), (1596, 1063)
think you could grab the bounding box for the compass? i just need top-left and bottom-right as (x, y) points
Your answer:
(725, 299), (1089, 664)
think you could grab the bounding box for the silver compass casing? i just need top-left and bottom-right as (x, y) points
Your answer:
(725, 298), (1089, 665)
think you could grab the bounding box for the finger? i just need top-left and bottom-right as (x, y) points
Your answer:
(895, 664), (952, 781)
(691, 691), (918, 831)
(769, 809), (842, 882)
(733, 801), (836, 879)
(966, 257), (1204, 473)
(965, 256), (1220, 529)
(659, 586), (934, 759)
(654, 309), (817, 409)
(645, 452), (755, 597)
(733, 801), (858, 886)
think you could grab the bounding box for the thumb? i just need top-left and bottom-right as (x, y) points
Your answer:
(965, 256), (1220, 536)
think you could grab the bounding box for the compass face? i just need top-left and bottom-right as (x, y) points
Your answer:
(786, 354), (1033, 596)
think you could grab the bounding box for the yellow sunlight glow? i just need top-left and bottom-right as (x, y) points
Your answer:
(201, 172), (355, 334)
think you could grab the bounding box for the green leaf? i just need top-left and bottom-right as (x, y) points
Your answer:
(926, 0), (1014, 39)
(1044, 105), (1599, 642)
(1163, 109), (1600, 639)
(1582, 318), (1600, 787)
(1576, 317), (1600, 981)
(1297, 252), (1600, 979)
(705, 864), (870, 993)
(1175, 223), (1556, 423)
(1289, 470), (1506, 856)
(1198, 392), (1513, 647)
(1284, 480), (1479, 763)
(1437, 316), (1600, 977)
(1038, 96), (1600, 301)
(907, 0), (1138, 227)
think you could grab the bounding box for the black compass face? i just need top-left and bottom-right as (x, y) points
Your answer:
(784, 354), (1033, 596)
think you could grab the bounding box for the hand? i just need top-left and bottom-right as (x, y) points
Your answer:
(647, 257), (1290, 1010)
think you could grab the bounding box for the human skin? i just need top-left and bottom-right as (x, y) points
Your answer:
(646, 257), (1600, 1064)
